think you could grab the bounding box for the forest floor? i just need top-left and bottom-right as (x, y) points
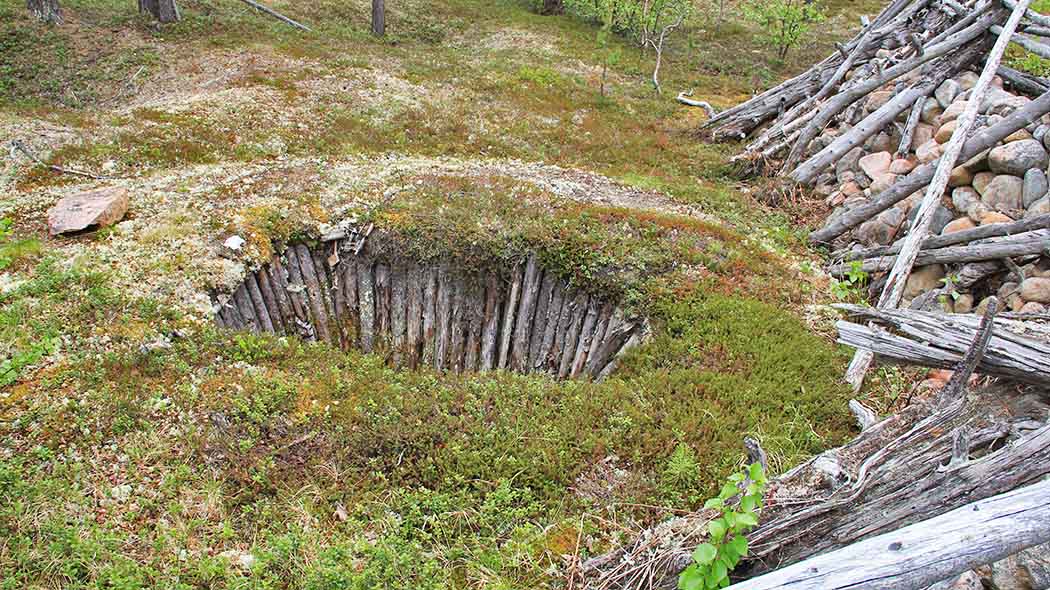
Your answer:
(0, 0), (916, 587)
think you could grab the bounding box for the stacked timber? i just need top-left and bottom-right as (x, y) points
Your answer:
(211, 234), (646, 379)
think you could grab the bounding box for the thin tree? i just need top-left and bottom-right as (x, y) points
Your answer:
(541, 0), (563, 15)
(27, 0), (62, 24)
(372, 0), (385, 36)
(139, 0), (179, 23)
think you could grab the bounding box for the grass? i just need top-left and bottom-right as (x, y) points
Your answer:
(0, 0), (878, 586)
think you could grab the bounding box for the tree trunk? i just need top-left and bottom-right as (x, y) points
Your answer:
(541, 0), (563, 15)
(371, 0), (385, 36)
(139, 0), (179, 23)
(27, 0), (62, 24)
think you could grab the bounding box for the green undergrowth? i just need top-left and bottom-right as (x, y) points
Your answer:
(1, 250), (852, 588)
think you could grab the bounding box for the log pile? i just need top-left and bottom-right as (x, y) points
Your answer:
(211, 232), (646, 379)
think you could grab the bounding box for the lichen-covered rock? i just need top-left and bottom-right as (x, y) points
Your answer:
(920, 101), (942, 125)
(988, 139), (1048, 176)
(948, 165), (974, 188)
(1004, 128), (1034, 143)
(980, 211), (1014, 225)
(954, 293), (974, 313)
(889, 158), (915, 175)
(973, 171), (995, 195)
(1020, 277), (1050, 304)
(856, 217), (896, 246)
(980, 175), (1024, 211)
(1023, 168), (1048, 209)
(935, 79), (960, 109)
(967, 201), (991, 223)
(938, 100), (968, 125)
(952, 186), (980, 212)
(47, 186), (130, 236)
(870, 173), (897, 195)
(913, 122), (935, 148)
(916, 139), (943, 163)
(836, 147), (865, 183)
(956, 71), (979, 90)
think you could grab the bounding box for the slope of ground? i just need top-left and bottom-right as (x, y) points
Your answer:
(1, 0), (886, 586)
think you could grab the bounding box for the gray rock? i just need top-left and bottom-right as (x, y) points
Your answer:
(1020, 277), (1050, 303)
(1035, 124), (1048, 144)
(856, 217), (897, 246)
(837, 147), (865, 183)
(1023, 168), (1049, 209)
(952, 186), (980, 212)
(981, 175), (1024, 211)
(47, 187), (130, 236)
(906, 202), (953, 234)
(1044, 129), (1050, 152)
(920, 100), (943, 125)
(1028, 196), (1050, 217)
(989, 139), (1049, 176)
(935, 79), (960, 109)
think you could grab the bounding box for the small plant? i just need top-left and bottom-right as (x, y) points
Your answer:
(678, 462), (768, 590)
(743, 0), (825, 60)
(830, 260), (868, 301)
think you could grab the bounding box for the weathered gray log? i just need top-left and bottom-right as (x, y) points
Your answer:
(993, 24), (1050, 58)
(896, 95), (926, 158)
(810, 89), (1050, 244)
(27, 0), (63, 23)
(480, 273), (501, 371)
(265, 259), (296, 333)
(374, 263), (391, 350)
(464, 278), (484, 372)
(330, 262), (351, 348)
(535, 280), (565, 371)
(512, 257), (543, 372)
(498, 265), (524, 370)
(588, 308), (633, 377)
(282, 248), (315, 340)
(245, 273), (275, 333)
(528, 272), (558, 369)
(390, 264), (408, 366)
(235, 0), (310, 31)
(597, 327), (643, 379)
(998, 65), (1049, 96)
(434, 265), (453, 371)
(357, 261), (376, 352)
(727, 478), (1050, 590)
(294, 245), (332, 344)
(217, 297), (241, 330)
(139, 0), (179, 23)
(834, 304), (1050, 384)
(254, 269), (285, 333)
(232, 283), (259, 333)
(405, 264), (423, 369)
(837, 214), (1050, 262)
(848, 400), (878, 431)
(829, 229), (1050, 275)
(449, 275), (467, 373)
(312, 248), (343, 346)
(583, 302), (614, 378)
(569, 296), (600, 378)
(551, 289), (579, 374)
(938, 297), (1000, 404)
(421, 266), (438, 366)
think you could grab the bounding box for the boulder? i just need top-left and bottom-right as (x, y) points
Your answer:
(1021, 301), (1047, 314)
(973, 171), (995, 195)
(920, 101), (943, 125)
(938, 100), (968, 125)
(1035, 124), (1048, 143)
(934, 119), (957, 144)
(866, 90), (895, 112)
(913, 122), (935, 148)
(856, 218), (897, 246)
(988, 94), (1030, 117)
(1023, 168), (1049, 209)
(980, 211), (1014, 225)
(967, 201), (991, 223)
(948, 165), (973, 188)
(916, 139), (943, 163)
(978, 86), (1017, 114)
(858, 151), (892, 179)
(952, 186), (980, 212)
(836, 147), (865, 183)
(889, 158), (915, 175)
(864, 132), (894, 154)
(903, 264), (946, 300)
(870, 173), (897, 195)
(1020, 277), (1050, 303)
(942, 217), (976, 234)
(935, 79), (960, 109)
(980, 174), (1024, 211)
(988, 139), (1048, 176)
(1027, 196), (1050, 217)
(47, 187), (129, 236)
(954, 293), (974, 314)
(1044, 129), (1050, 152)
(841, 181), (862, 197)
(1004, 128), (1033, 143)
(956, 71), (979, 90)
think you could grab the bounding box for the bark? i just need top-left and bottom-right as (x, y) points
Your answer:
(480, 273), (502, 371)
(371, 0), (384, 36)
(499, 265), (524, 370)
(357, 260), (376, 352)
(511, 256), (542, 372)
(540, 0), (563, 15)
(405, 264), (423, 369)
(139, 0), (179, 23)
(245, 273), (275, 333)
(27, 0), (62, 24)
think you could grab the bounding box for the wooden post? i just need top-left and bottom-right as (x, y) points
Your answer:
(255, 269), (286, 334)
(245, 273), (275, 334)
(421, 267), (438, 366)
(295, 245), (333, 344)
(534, 279), (565, 371)
(374, 263), (391, 351)
(434, 265), (453, 371)
(559, 292), (589, 378)
(390, 264), (408, 366)
(357, 260), (375, 352)
(511, 255), (542, 372)
(480, 273), (502, 371)
(371, 0), (384, 36)
(405, 264), (424, 369)
(498, 265), (524, 369)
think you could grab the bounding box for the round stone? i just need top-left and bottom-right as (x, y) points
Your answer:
(988, 139), (1049, 176)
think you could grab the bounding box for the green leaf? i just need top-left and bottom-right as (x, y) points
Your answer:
(741, 496), (756, 513)
(708, 518), (727, 541)
(728, 472), (745, 483)
(736, 512), (758, 528)
(679, 565), (704, 590)
(705, 561), (727, 588)
(723, 511), (737, 529)
(704, 497), (724, 510)
(749, 463), (764, 481)
(692, 543), (717, 565)
(719, 575), (731, 588)
(728, 534), (748, 558)
(719, 483), (737, 499)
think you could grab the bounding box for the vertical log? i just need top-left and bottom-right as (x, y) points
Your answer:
(256, 269), (286, 334)
(498, 264), (524, 369)
(294, 244), (332, 344)
(511, 256), (543, 372)
(535, 279), (565, 371)
(449, 274), (467, 372)
(463, 278), (484, 372)
(277, 250), (314, 340)
(218, 296), (242, 329)
(597, 327), (643, 380)
(139, 0), (179, 23)
(374, 263), (392, 351)
(312, 248), (338, 341)
(570, 297), (602, 378)
(245, 273), (275, 333)
(421, 266), (438, 367)
(232, 283), (259, 333)
(265, 260), (296, 333)
(480, 273), (502, 371)
(371, 0), (384, 36)
(434, 265), (453, 371)
(357, 260), (376, 352)
(27, 0), (63, 24)
(583, 302), (615, 378)
(589, 309), (636, 377)
(339, 257), (360, 348)
(550, 287), (579, 374)
(405, 264), (424, 369)
(558, 291), (590, 378)
(527, 272), (558, 370)
(390, 264), (408, 366)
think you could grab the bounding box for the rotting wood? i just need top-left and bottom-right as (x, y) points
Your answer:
(449, 275), (467, 373)
(569, 295), (600, 378)
(405, 264), (423, 369)
(232, 283), (259, 333)
(245, 273), (275, 333)
(464, 278), (484, 372)
(512, 257), (543, 372)
(421, 266), (438, 366)
(374, 263), (392, 351)
(357, 260), (376, 352)
(597, 326), (643, 379)
(390, 264), (408, 367)
(254, 269), (285, 333)
(588, 308), (630, 377)
(294, 244), (332, 344)
(896, 95), (926, 159)
(938, 297), (999, 404)
(584, 302), (614, 378)
(312, 248), (344, 346)
(535, 280), (565, 371)
(499, 265), (524, 370)
(434, 265), (453, 372)
(282, 247), (315, 340)
(849, 400), (878, 431)
(552, 289), (580, 375)
(528, 272), (557, 369)
(265, 260), (296, 333)
(480, 273), (502, 371)
(340, 259), (360, 348)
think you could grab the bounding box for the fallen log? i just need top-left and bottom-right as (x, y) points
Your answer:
(833, 303), (1050, 384)
(727, 478), (1050, 590)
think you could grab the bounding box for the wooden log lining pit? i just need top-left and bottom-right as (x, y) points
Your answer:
(212, 236), (645, 379)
